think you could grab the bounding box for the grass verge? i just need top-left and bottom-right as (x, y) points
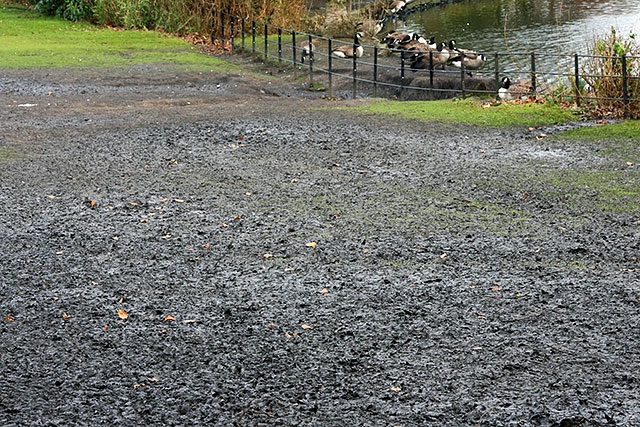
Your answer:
(0, 4), (238, 72)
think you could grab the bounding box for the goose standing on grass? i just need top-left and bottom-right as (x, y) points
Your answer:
(447, 39), (486, 71)
(498, 76), (512, 100)
(331, 32), (364, 58)
(300, 40), (313, 63)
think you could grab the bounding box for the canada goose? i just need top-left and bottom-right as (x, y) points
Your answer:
(331, 32), (364, 58)
(389, 0), (406, 13)
(498, 76), (512, 100)
(381, 31), (410, 48)
(410, 41), (450, 70)
(357, 20), (384, 36)
(447, 39), (486, 70)
(300, 40), (313, 63)
(398, 34), (430, 55)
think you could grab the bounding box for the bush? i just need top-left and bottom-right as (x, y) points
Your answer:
(30, 0), (93, 21)
(581, 27), (640, 118)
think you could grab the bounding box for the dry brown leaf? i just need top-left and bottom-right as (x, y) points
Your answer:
(117, 308), (129, 320)
(62, 313), (71, 319)
(390, 386), (401, 392)
(319, 288), (329, 294)
(183, 319), (196, 324)
(306, 242), (318, 248)
(301, 324), (313, 330)
(204, 243), (211, 249)
(5, 315), (15, 322)
(263, 253), (274, 259)
(491, 285), (500, 291)
(164, 315), (177, 322)
(173, 198), (185, 203)
(267, 322), (277, 328)
(159, 197), (169, 203)
(130, 202), (138, 206)
(440, 253), (448, 259)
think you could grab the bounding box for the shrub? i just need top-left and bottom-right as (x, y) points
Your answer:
(581, 27), (640, 118)
(30, 0), (93, 21)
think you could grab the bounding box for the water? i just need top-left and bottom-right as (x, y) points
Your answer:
(386, 0), (640, 75)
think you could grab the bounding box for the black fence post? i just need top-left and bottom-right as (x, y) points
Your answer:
(230, 16), (235, 50)
(460, 53), (466, 97)
(328, 39), (333, 98)
(530, 52), (536, 97)
(400, 50), (406, 98)
(352, 43), (358, 99)
(574, 53), (580, 107)
(373, 45), (378, 98)
(308, 34), (314, 83)
(277, 28), (282, 63)
(621, 54), (629, 118)
(494, 53), (499, 89)
(241, 18), (246, 50)
(251, 20), (256, 53)
(264, 23), (268, 61)
(292, 31), (297, 66)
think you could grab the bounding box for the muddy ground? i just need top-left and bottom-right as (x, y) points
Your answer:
(0, 58), (639, 426)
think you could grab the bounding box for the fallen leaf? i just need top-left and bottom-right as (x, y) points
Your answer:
(390, 386), (401, 392)
(204, 243), (211, 249)
(117, 308), (129, 320)
(164, 315), (177, 322)
(48, 195), (56, 199)
(140, 218), (149, 223)
(62, 313), (71, 319)
(472, 346), (483, 350)
(221, 223), (229, 227)
(267, 322), (277, 329)
(130, 202), (138, 206)
(234, 215), (242, 220)
(159, 198), (169, 203)
(491, 285), (500, 291)
(161, 234), (172, 239)
(244, 192), (252, 196)
(147, 377), (158, 382)
(440, 253), (448, 259)
(291, 178), (299, 183)
(183, 319), (196, 324)
(319, 288), (329, 294)
(173, 198), (185, 203)
(301, 324), (313, 330)
(5, 315), (15, 322)
(306, 242), (318, 248)
(263, 253), (274, 259)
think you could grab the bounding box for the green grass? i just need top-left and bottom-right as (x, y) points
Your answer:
(547, 169), (640, 214)
(0, 4), (238, 71)
(347, 97), (579, 127)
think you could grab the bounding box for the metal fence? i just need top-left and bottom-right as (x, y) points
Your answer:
(211, 10), (640, 117)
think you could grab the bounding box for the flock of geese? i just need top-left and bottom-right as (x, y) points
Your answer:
(300, 30), (486, 74)
(298, 0), (516, 98)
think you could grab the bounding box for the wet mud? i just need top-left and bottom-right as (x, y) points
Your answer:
(0, 63), (639, 426)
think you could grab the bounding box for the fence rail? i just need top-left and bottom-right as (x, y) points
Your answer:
(212, 10), (640, 118)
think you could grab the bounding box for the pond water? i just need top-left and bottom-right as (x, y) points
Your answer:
(384, 0), (640, 75)
(395, 0), (640, 55)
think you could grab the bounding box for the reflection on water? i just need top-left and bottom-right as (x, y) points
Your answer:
(389, 0), (640, 73)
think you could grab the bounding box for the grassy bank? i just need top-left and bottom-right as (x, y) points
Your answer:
(0, 4), (236, 71)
